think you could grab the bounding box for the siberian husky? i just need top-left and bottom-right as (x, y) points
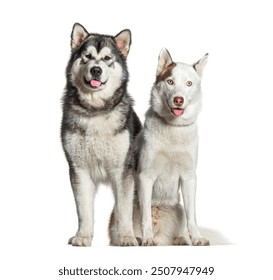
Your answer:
(132, 48), (210, 246)
(61, 23), (142, 246)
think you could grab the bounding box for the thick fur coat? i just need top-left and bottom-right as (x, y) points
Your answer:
(61, 23), (141, 246)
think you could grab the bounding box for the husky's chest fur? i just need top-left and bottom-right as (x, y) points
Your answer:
(140, 113), (198, 206)
(144, 113), (198, 171)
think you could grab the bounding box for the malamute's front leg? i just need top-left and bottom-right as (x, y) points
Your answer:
(112, 173), (138, 246)
(68, 168), (96, 246)
(181, 176), (210, 246)
(138, 173), (157, 246)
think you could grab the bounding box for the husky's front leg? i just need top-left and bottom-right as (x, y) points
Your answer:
(181, 175), (210, 246)
(112, 172), (138, 246)
(173, 204), (192, 246)
(138, 173), (156, 246)
(68, 168), (96, 246)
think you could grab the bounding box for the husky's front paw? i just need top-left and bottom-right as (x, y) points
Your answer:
(141, 238), (157, 246)
(173, 236), (192, 246)
(192, 238), (210, 246)
(68, 236), (92, 246)
(119, 236), (138, 246)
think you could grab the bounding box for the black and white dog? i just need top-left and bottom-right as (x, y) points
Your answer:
(61, 23), (141, 246)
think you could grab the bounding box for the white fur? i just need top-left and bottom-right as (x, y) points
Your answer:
(68, 168), (96, 246)
(63, 24), (138, 247)
(134, 49), (210, 246)
(71, 46), (124, 109)
(64, 109), (136, 246)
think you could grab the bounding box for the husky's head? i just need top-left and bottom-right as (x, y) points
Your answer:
(66, 23), (131, 109)
(151, 48), (208, 126)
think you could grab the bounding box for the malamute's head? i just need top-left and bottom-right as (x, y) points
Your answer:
(151, 48), (208, 126)
(66, 23), (131, 109)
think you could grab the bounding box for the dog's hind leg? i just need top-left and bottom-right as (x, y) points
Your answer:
(108, 210), (120, 246)
(68, 167), (96, 246)
(151, 205), (189, 246)
(131, 204), (143, 245)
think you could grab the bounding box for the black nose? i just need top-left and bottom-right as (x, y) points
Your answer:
(90, 66), (102, 76)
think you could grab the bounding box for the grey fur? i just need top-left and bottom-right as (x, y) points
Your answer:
(61, 23), (141, 246)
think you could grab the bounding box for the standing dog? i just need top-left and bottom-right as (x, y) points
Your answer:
(61, 23), (141, 246)
(133, 48), (210, 246)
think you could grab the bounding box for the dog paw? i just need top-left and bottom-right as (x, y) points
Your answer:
(68, 236), (92, 247)
(173, 236), (191, 246)
(192, 238), (210, 246)
(141, 238), (157, 246)
(119, 236), (138, 246)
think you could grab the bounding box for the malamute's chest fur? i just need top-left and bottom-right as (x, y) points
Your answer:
(62, 107), (130, 183)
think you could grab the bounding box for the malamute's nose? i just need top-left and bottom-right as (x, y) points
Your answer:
(173, 96), (184, 107)
(90, 66), (102, 76)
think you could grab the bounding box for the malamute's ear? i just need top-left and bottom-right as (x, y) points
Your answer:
(157, 48), (173, 75)
(193, 53), (209, 78)
(71, 23), (89, 49)
(114, 29), (131, 58)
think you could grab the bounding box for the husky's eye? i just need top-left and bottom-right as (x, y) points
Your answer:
(186, 81), (192, 87)
(167, 79), (174, 85)
(104, 55), (111, 61)
(85, 54), (93, 60)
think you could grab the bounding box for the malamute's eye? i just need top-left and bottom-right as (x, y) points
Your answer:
(104, 55), (111, 61)
(186, 81), (192, 87)
(85, 54), (93, 60)
(167, 79), (174, 85)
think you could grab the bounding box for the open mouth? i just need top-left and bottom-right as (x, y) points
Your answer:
(84, 78), (107, 89)
(166, 101), (184, 116)
(171, 108), (184, 116)
(90, 79), (102, 88)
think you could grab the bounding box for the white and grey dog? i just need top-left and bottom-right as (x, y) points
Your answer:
(61, 23), (142, 246)
(132, 48), (210, 246)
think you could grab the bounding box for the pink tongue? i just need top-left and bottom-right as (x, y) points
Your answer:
(172, 108), (184, 116)
(90, 80), (101, 87)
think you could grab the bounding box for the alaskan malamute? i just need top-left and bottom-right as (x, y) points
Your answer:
(61, 23), (141, 246)
(132, 48), (210, 246)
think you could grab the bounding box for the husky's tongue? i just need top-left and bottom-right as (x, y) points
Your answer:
(90, 80), (101, 88)
(172, 108), (184, 116)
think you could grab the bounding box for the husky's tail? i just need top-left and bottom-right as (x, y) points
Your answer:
(200, 227), (231, 245)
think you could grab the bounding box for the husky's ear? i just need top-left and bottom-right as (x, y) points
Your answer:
(114, 29), (131, 58)
(193, 53), (209, 78)
(157, 48), (173, 75)
(71, 23), (89, 49)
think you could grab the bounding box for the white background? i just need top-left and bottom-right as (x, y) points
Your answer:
(0, 0), (273, 279)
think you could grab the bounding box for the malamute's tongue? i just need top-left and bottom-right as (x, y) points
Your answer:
(171, 108), (184, 116)
(90, 80), (101, 87)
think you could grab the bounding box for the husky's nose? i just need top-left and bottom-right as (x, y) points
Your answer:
(173, 96), (184, 107)
(90, 66), (102, 77)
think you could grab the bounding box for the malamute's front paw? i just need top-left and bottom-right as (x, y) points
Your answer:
(119, 236), (138, 246)
(68, 236), (92, 246)
(192, 238), (210, 246)
(173, 236), (192, 246)
(141, 238), (157, 246)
